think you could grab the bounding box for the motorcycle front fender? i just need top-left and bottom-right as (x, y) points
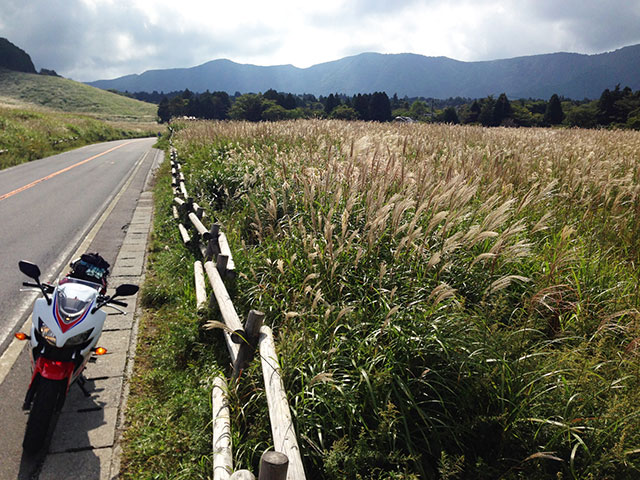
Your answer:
(34, 356), (74, 383)
(23, 357), (74, 410)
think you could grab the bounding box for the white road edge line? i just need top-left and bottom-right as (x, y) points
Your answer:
(0, 147), (151, 386)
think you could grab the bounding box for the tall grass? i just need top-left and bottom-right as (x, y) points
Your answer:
(149, 120), (639, 479)
(0, 106), (157, 169)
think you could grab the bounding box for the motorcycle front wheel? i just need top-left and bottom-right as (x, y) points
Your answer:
(23, 377), (67, 454)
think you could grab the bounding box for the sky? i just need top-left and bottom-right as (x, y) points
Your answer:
(1, 0), (640, 82)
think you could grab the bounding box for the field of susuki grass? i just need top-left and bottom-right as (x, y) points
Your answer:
(127, 120), (640, 479)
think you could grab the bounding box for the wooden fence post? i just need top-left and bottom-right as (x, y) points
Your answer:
(174, 197), (186, 217)
(258, 451), (289, 480)
(193, 202), (205, 219)
(233, 310), (264, 378)
(216, 254), (229, 276)
(206, 223), (221, 261)
(217, 232), (236, 277)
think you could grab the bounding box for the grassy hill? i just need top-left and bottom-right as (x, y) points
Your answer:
(0, 105), (159, 170)
(0, 68), (157, 122)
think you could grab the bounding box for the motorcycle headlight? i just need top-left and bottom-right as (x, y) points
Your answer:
(38, 319), (57, 346)
(66, 328), (94, 346)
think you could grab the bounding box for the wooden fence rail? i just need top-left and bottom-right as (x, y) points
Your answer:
(168, 144), (304, 479)
(260, 327), (305, 480)
(212, 376), (233, 480)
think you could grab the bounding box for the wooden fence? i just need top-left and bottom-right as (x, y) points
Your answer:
(169, 144), (306, 480)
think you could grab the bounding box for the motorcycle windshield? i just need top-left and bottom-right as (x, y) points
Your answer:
(55, 282), (97, 320)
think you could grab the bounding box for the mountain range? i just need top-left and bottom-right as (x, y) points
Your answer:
(88, 44), (640, 100)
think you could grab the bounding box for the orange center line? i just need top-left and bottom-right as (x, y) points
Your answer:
(0, 141), (134, 202)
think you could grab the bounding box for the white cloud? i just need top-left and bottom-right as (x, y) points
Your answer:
(1, 0), (639, 81)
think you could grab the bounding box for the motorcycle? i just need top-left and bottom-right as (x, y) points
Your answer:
(15, 257), (138, 453)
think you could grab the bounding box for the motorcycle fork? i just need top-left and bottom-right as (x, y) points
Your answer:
(22, 375), (39, 410)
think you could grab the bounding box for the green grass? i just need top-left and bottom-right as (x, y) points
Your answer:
(123, 120), (640, 479)
(120, 158), (225, 479)
(0, 68), (157, 122)
(0, 106), (158, 169)
(0, 69), (160, 169)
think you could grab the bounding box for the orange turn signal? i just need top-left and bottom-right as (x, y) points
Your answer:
(95, 347), (108, 355)
(15, 332), (28, 341)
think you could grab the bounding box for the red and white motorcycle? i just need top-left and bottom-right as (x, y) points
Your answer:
(15, 256), (138, 453)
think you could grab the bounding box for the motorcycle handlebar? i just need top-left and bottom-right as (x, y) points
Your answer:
(110, 299), (128, 307)
(22, 281), (53, 292)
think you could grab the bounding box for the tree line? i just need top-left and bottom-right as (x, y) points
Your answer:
(431, 85), (640, 129)
(154, 89), (396, 123)
(141, 85), (640, 129)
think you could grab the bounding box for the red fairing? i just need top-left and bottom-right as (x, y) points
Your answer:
(35, 356), (74, 381)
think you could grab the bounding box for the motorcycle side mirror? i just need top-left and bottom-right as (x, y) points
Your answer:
(18, 260), (51, 305)
(18, 261), (41, 281)
(114, 284), (139, 298)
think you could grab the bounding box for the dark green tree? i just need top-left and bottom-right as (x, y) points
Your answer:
(324, 94), (340, 115)
(369, 92), (392, 122)
(493, 93), (513, 126)
(229, 94), (266, 121)
(263, 89), (280, 102)
(168, 96), (187, 118)
(157, 97), (171, 123)
(544, 94), (564, 125)
(283, 93), (297, 110)
(352, 94), (369, 120)
(597, 88), (617, 125)
(462, 100), (481, 124)
(478, 96), (496, 126)
(188, 95), (202, 117)
(262, 101), (291, 121)
(409, 100), (429, 121)
(440, 106), (460, 124)
(566, 103), (598, 128)
(595, 85), (637, 125)
(209, 91), (231, 119)
(330, 105), (359, 120)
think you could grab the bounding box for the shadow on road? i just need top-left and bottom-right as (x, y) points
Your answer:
(17, 378), (107, 479)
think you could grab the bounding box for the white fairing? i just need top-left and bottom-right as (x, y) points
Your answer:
(29, 279), (107, 358)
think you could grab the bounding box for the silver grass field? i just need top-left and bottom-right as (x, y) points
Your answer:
(125, 120), (640, 480)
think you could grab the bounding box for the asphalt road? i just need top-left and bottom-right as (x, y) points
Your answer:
(0, 138), (156, 351)
(0, 137), (160, 478)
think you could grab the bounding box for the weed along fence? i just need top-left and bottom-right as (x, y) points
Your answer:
(169, 145), (306, 480)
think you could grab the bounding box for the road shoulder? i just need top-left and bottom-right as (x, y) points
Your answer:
(38, 151), (161, 479)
